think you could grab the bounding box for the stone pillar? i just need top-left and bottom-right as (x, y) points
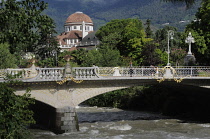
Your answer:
(184, 54), (196, 66)
(53, 106), (79, 134)
(27, 59), (38, 78)
(63, 56), (72, 78)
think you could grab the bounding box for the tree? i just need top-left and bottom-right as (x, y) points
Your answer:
(185, 0), (210, 65)
(0, 43), (17, 69)
(0, 81), (35, 138)
(71, 49), (88, 66)
(170, 48), (186, 66)
(81, 46), (122, 67)
(98, 46), (122, 67)
(141, 41), (162, 66)
(0, 0), (57, 58)
(154, 26), (182, 51)
(96, 18), (151, 66)
(145, 19), (153, 38)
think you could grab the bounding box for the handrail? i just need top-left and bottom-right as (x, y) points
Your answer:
(0, 66), (210, 81)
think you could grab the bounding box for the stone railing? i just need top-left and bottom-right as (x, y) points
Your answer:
(2, 67), (37, 79)
(1, 66), (210, 82)
(97, 66), (210, 78)
(97, 67), (158, 77)
(72, 66), (100, 79)
(174, 66), (210, 77)
(35, 67), (65, 81)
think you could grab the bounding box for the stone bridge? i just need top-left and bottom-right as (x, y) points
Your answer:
(1, 63), (210, 133)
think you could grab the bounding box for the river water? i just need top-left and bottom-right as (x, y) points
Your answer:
(31, 106), (210, 139)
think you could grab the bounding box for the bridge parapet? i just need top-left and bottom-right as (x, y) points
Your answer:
(35, 67), (65, 81)
(72, 66), (100, 79)
(98, 67), (157, 77)
(97, 66), (210, 78)
(1, 66), (210, 82)
(2, 67), (37, 79)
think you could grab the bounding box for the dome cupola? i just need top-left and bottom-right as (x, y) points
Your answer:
(65, 11), (93, 23)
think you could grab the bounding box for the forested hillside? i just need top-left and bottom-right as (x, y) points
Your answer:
(43, 0), (201, 34)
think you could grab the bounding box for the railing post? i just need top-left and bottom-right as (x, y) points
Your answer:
(191, 67), (193, 76)
(142, 68), (144, 76)
(64, 57), (72, 78)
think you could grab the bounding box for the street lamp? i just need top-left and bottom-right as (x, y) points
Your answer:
(185, 32), (195, 55)
(167, 30), (174, 66)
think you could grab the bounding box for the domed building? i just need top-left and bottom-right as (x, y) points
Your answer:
(57, 12), (99, 51)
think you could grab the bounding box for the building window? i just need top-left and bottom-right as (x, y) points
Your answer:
(85, 26), (89, 31)
(74, 26), (77, 29)
(80, 26), (82, 30)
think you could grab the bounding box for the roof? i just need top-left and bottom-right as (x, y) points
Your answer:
(66, 12), (93, 23)
(57, 31), (82, 45)
(79, 31), (100, 46)
(81, 32), (99, 43)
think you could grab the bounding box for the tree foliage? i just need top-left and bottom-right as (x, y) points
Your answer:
(170, 48), (186, 66)
(0, 81), (35, 138)
(186, 0), (210, 65)
(141, 41), (164, 66)
(0, 43), (17, 69)
(0, 0), (57, 57)
(96, 18), (151, 66)
(145, 19), (153, 38)
(66, 46), (122, 67)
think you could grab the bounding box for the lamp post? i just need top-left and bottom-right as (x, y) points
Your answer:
(167, 30), (174, 66)
(185, 32), (195, 55)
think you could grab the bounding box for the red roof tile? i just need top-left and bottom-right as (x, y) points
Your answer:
(66, 12), (93, 23)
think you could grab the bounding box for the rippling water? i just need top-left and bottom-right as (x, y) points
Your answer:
(31, 106), (210, 139)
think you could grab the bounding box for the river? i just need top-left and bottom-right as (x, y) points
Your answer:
(31, 105), (210, 139)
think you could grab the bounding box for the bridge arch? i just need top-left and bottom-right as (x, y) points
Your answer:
(13, 82), (75, 108)
(67, 79), (158, 106)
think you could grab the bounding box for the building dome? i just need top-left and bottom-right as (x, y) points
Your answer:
(65, 12), (93, 23)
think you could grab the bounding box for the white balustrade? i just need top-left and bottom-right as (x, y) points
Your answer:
(72, 67), (99, 78)
(37, 68), (64, 80)
(1, 66), (210, 82)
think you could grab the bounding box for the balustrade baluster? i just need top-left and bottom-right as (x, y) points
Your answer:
(58, 70), (62, 79)
(82, 70), (85, 78)
(190, 67), (193, 76)
(51, 70), (55, 79)
(54, 70), (57, 79)
(43, 70), (47, 79)
(88, 69), (91, 78)
(47, 70), (50, 79)
(74, 69), (77, 78)
(90, 69), (93, 78)
(79, 70), (82, 78)
(39, 69), (42, 79)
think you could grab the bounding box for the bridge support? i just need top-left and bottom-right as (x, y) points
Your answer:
(53, 106), (79, 134)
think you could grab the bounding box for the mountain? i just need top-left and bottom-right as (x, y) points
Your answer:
(43, 0), (201, 34)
